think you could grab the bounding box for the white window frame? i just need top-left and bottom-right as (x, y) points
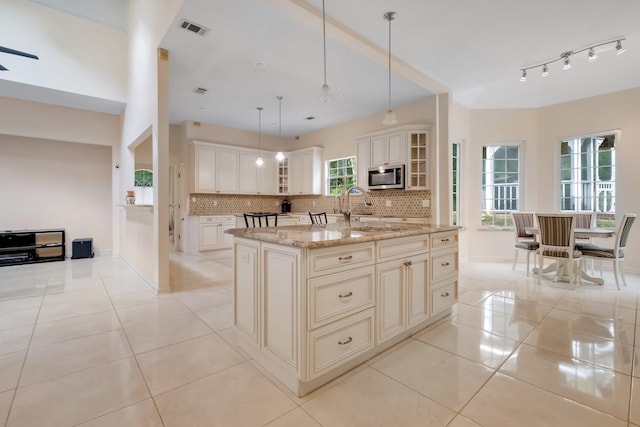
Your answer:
(325, 156), (357, 196)
(480, 141), (524, 229)
(557, 130), (617, 227)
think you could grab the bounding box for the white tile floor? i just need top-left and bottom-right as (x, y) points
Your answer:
(0, 252), (638, 426)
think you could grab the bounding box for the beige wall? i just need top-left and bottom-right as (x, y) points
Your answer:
(0, 97), (120, 146)
(457, 88), (640, 273)
(0, 134), (112, 255)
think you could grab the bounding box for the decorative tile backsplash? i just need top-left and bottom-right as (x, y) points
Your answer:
(189, 190), (431, 218)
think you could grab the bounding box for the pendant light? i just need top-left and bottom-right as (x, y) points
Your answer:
(318, 0), (331, 103)
(255, 107), (264, 166)
(275, 96), (285, 161)
(382, 11), (398, 125)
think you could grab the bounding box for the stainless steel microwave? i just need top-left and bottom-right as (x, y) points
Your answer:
(367, 164), (405, 190)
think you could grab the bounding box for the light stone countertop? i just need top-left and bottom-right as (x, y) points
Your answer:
(225, 223), (458, 249)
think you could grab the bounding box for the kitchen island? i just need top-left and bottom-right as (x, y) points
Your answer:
(226, 222), (459, 396)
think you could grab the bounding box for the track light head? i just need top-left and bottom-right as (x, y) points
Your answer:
(519, 69), (527, 82)
(562, 54), (572, 70)
(616, 40), (626, 55)
(588, 48), (598, 62)
(541, 64), (549, 77)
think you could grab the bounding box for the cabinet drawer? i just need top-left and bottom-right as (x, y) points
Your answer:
(377, 234), (429, 261)
(308, 266), (375, 329)
(431, 231), (458, 251)
(432, 280), (457, 314)
(308, 242), (374, 277)
(308, 308), (374, 379)
(200, 215), (235, 224)
(431, 250), (458, 282)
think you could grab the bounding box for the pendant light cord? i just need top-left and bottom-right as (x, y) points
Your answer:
(278, 96), (282, 137)
(387, 14), (392, 111)
(322, 0), (327, 87)
(257, 107), (262, 155)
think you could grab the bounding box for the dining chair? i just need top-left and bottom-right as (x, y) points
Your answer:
(535, 213), (583, 288)
(511, 212), (539, 276)
(243, 213), (278, 228)
(309, 212), (328, 224)
(573, 212), (595, 271)
(578, 213), (636, 290)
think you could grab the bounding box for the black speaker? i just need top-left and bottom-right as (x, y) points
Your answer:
(71, 238), (94, 259)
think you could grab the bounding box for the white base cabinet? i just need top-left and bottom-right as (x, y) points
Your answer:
(188, 216), (236, 254)
(233, 230), (458, 396)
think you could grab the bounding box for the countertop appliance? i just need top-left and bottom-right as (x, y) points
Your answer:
(281, 199), (291, 213)
(367, 164), (405, 190)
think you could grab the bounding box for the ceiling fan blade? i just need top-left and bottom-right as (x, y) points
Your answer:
(0, 64), (7, 71)
(0, 46), (39, 60)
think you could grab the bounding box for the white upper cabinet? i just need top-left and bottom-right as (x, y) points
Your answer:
(191, 142), (238, 194)
(370, 131), (405, 167)
(288, 147), (323, 195)
(190, 141), (319, 195)
(406, 129), (430, 190)
(193, 144), (217, 193)
(239, 152), (277, 195)
(356, 125), (431, 191)
(216, 148), (239, 193)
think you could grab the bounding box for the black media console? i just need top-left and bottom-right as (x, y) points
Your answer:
(0, 229), (66, 266)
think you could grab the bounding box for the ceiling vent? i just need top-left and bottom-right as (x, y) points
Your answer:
(193, 87), (208, 95)
(180, 19), (208, 36)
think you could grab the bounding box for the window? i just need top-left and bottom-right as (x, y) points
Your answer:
(560, 134), (615, 227)
(326, 156), (356, 195)
(481, 144), (521, 227)
(134, 169), (153, 205)
(452, 141), (461, 226)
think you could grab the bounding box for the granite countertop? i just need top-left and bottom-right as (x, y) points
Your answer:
(225, 223), (458, 249)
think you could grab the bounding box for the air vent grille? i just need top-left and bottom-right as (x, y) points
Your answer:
(180, 19), (208, 36)
(193, 87), (208, 95)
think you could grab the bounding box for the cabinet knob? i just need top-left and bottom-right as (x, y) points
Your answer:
(338, 337), (353, 345)
(338, 255), (353, 262)
(338, 291), (353, 299)
(403, 260), (413, 267)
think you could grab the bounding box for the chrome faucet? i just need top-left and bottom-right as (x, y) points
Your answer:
(341, 185), (372, 227)
(333, 194), (342, 214)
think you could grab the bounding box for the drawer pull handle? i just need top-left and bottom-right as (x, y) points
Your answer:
(339, 291), (353, 299)
(441, 262), (450, 267)
(403, 260), (413, 267)
(441, 238), (450, 243)
(441, 292), (450, 297)
(338, 255), (353, 262)
(338, 337), (353, 345)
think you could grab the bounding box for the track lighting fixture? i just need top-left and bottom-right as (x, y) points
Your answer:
(519, 38), (626, 81)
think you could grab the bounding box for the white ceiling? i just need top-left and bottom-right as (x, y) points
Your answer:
(5, 0), (640, 138)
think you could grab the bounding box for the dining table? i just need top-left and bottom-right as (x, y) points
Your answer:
(524, 227), (615, 285)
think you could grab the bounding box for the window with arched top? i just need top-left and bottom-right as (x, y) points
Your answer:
(134, 169), (153, 204)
